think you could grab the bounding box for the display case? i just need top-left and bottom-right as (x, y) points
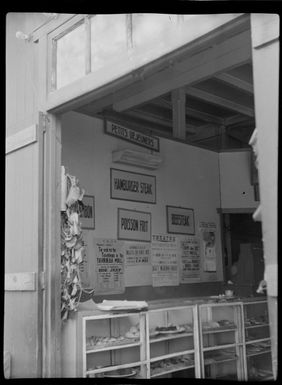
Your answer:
(62, 309), (148, 378)
(198, 301), (245, 380)
(147, 302), (200, 378)
(242, 298), (274, 381)
(61, 298), (274, 380)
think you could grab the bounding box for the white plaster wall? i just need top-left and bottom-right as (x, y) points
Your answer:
(219, 151), (258, 209)
(61, 111), (223, 286)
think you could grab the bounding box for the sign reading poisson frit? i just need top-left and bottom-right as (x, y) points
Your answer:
(118, 208), (151, 242)
(105, 120), (160, 152)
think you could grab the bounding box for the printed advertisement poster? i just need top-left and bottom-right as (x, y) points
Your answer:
(94, 238), (125, 294)
(151, 234), (179, 287)
(199, 222), (217, 272)
(123, 242), (152, 286)
(180, 237), (201, 282)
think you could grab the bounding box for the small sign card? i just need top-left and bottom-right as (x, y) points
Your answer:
(105, 120), (160, 152)
(80, 195), (95, 229)
(111, 168), (156, 203)
(117, 208), (151, 242)
(166, 206), (195, 235)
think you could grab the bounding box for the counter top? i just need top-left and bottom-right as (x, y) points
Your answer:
(75, 295), (267, 316)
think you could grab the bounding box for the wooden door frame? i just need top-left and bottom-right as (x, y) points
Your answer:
(39, 13), (256, 377)
(40, 112), (62, 377)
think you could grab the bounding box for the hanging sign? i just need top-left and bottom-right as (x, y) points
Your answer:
(118, 208), (151, 242)
(167, 206), (195, 235)
(151, 234), (179, 287)
(105, 120), (160, 152)
(199, 221), (217, 272)
(180, 237), (201, 282)
(94, 238), (125, 294)
(111, 168), (156, 203)
(123, 242), (152, 286)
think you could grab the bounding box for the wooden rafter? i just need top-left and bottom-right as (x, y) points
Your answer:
(126, 108), (196, 133)
(214, 73), (253, 94)
(185, 87), (254, 117)
(113, 30), (252, 112)
(151, 97), (224, 125)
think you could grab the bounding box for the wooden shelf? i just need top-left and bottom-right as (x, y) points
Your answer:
(245, 337), (271, 345)
(245, 323), (269, 329)
(150, 332), (193, 343)
(202, 326), (237, 334)
(86, 340), (141, 353)
(246, 349), (271, 357)
(204, 356), (238, 365)
(86, 361), (144, 376)
(151, 363), (194, 377)
(150, 349), (195, 363)
(203, 343), (238, 352)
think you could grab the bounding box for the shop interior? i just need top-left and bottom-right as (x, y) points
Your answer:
(59, 20), (271, 380)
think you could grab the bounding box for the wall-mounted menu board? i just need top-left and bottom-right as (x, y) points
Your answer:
(117, 208), (151, 242)
(111, 168), (156, 203)
(166, 206), (195, 235)
(105, 120), (160, 151)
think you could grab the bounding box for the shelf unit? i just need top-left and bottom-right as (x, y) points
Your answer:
(61, 297), (274, 380)
(198, 301), (245, 380)
(242, 299), (274, 381)
(147, 304), (200, 378)
(62, 309), (148, 378)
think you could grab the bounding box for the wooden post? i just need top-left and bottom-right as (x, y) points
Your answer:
(250, 14), (278, 380)
(42, 112), (62, 377)
(172, 88), (186, 140)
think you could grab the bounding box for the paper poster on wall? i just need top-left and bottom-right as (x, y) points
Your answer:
(180, 237), (201, 282)
(123, 242), (152, 286)
(199, 221), (217, 272)
(151, 234), (179, 287)
(93, 238), (125, 294)
(78, 231), (95, 289)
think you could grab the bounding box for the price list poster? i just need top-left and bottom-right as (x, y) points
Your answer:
(93, 238), (125, 294)
(180, 236), (201, 282)
(151, 234), (179, 287)
(123, 242), (152, 286)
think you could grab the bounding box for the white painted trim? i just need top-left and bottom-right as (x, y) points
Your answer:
(6, 124), (37, 154)
(251, 14), (280, 49)
(5, 272), (37, 291)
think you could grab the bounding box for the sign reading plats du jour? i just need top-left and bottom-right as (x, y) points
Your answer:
(111, 168), (156, 203)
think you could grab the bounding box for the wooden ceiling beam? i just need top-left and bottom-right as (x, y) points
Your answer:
(214, 72), (253, 94)
(185, 87), (254, 117)
(223, 114), (253, 126)
(113, 29), (252, 112)
(126, 109), (196, 133)
(151, 97), (224, 125)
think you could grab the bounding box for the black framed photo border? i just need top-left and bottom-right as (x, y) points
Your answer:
(110, 168), (156, 204)
(117, 207), (152, 242)
(166, 205), (195, 235)
(80, 195), (95, 230)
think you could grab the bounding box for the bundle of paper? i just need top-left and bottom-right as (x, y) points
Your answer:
(96, 300), (148, 311)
